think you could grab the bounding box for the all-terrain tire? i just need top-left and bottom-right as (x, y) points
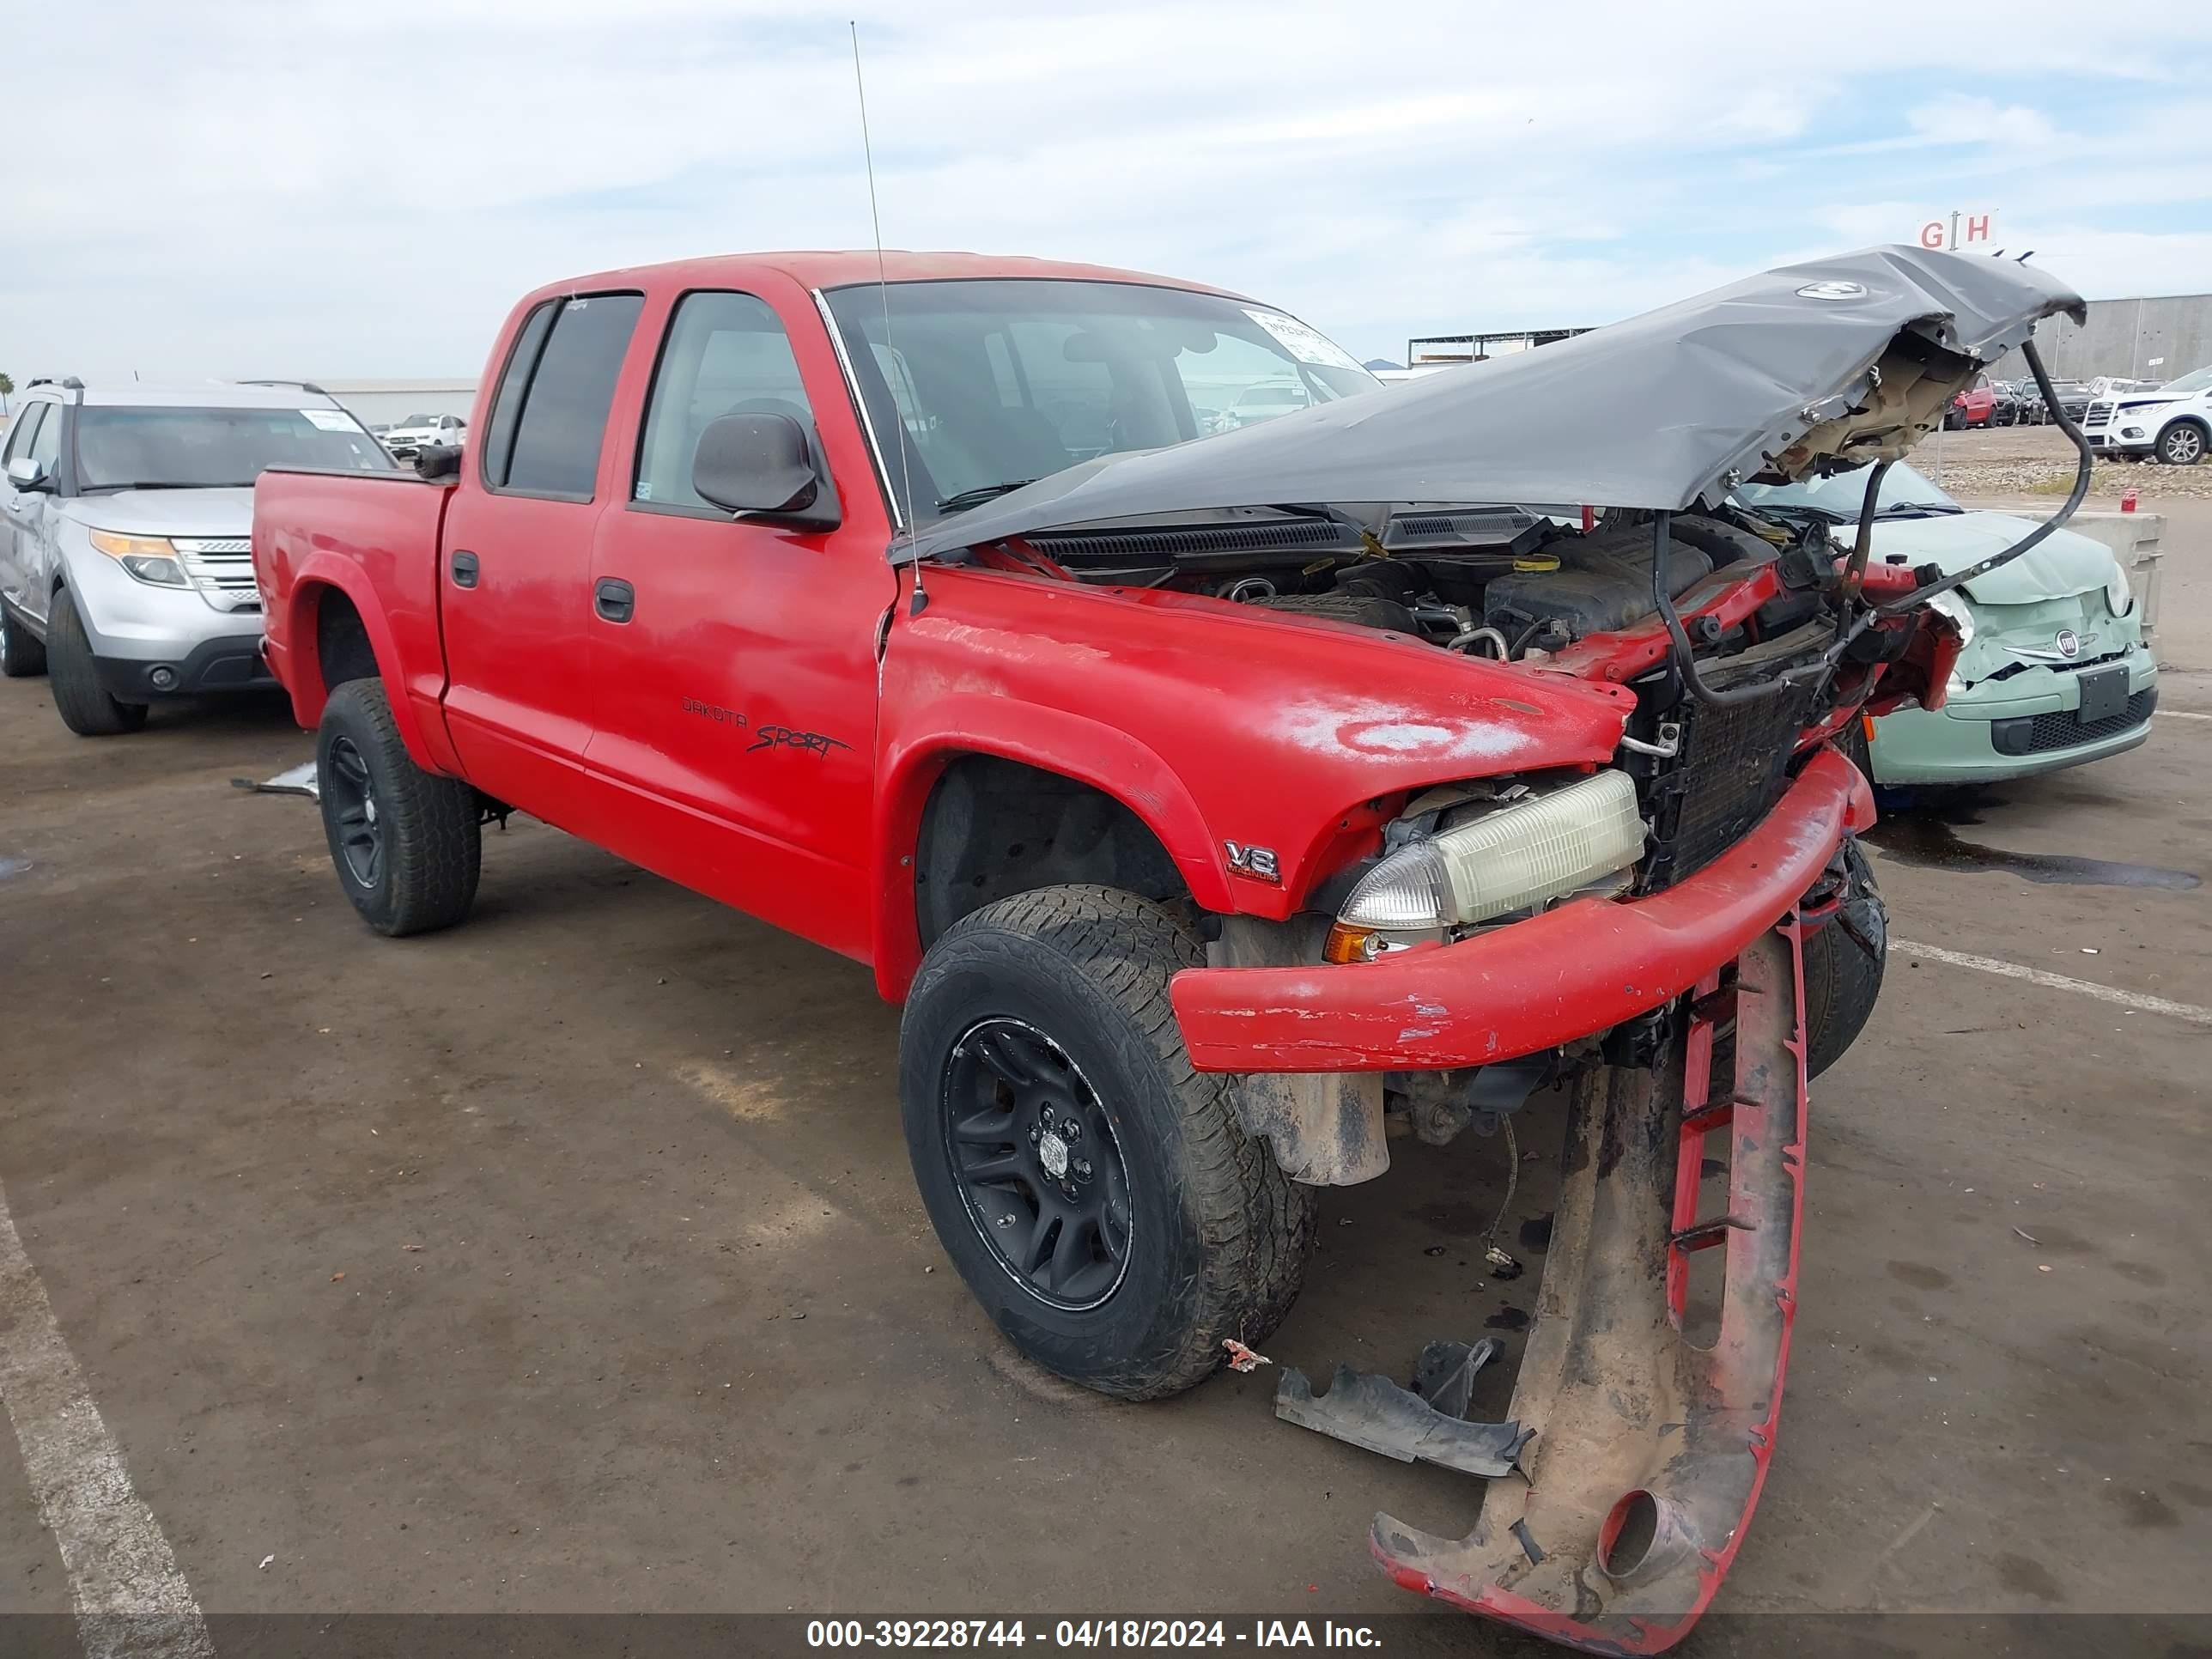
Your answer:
(901, 885), (1308, 1401)
(0, 600), (45, 678)
(46, 587), (145, 735)
(316, 678), (481, 937)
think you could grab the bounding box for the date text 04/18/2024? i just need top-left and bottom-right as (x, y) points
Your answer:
(805, 1622), (1382, 1650)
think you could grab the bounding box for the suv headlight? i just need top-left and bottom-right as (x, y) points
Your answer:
(88, 531), (189, 587)
(1325, 770), (1644, 962)
(1925, 588), (1975, 648)
(2105, 561), (2133, 617)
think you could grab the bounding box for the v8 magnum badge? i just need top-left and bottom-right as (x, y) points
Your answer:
(1224, 841), (1280, 882)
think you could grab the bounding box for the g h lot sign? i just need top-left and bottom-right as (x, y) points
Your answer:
(1920, 211), (1997, 252)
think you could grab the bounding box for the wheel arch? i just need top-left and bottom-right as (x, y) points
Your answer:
(283, 562), (450, 772)
(872, 700), (1237, 1001)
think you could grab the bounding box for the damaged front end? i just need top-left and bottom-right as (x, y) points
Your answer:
(906, 246), (2091, 1653)
(1369, 922), (1809, 1651)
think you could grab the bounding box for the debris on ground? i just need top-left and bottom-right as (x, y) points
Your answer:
(258, 1554), (274, 1571)
(1483, 1244), (1524, 1280)
(1224, 1338), (1273, 1373)
(1276, 1336), (1528, 1476)
(232, 761), (319, 800)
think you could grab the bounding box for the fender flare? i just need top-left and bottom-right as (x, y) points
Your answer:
(283, 555), (456, 775)
(871, 694), (1237, 1001)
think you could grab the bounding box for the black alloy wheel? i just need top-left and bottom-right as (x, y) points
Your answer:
(323, 734), (384, 890)
(944, 1016), (1132, 1310)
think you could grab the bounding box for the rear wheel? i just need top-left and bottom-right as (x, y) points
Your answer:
(46, 588), (145, 735)
(315, 678), (481, 936)
(900, 885), (1307, 1401)
(0, 601), (45, 678)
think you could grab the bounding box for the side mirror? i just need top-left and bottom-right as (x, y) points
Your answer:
(691, 412), (838, 527)
(5, 456), (49, 492)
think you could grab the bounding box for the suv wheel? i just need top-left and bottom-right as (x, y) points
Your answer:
(316, 678), (482, 936)
(46, 588), (146, 735)
(900, 885), (1311, 1401)
(0, 601), (46, 678)
(2158, 422), (2205, 466)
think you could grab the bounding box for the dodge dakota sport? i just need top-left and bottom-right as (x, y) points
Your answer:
(253, 245), (2087, 1651)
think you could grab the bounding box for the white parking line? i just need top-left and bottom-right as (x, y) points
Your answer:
(0, 1180), (212, 1659)
(2155, 708), (2212, 721)
(1893, 939), (2212, 1027)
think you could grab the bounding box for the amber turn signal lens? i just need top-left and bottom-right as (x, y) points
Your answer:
(1322, 922), (1376, 964)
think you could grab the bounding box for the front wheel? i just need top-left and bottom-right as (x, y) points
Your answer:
(46, 587), (145, 735)
(316, 678), (481, 936)
(900, 886), (1310, 1401)
(2158, 423), (2205, 467)
(1803, 838), (1887, 1079)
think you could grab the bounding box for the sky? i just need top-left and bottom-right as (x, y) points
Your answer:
(7, 0), (2212, 383)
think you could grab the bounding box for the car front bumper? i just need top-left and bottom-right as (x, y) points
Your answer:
(1169, 744), (1872, 1073)
(1871, 649), (2158, 785)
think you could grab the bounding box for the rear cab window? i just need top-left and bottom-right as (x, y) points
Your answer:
(480, 293), (646, 501)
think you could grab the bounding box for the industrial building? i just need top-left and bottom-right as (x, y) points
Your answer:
(310, 378), (477, 427)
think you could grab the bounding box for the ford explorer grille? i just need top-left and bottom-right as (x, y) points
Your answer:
(172, 537), (261, 611)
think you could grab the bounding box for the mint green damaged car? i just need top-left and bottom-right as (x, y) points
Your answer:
(1737, 464), (2154, 786)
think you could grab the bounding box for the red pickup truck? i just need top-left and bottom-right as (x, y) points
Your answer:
(253, 246), (2082, 1651)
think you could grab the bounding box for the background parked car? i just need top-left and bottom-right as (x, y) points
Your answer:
(1737, 461), (2154, 786)
(0, 379), (393, 733)
(2045, 379), (2093, 425)
(1946, 373), (1997, 428)
(379, 411), (467, 458)
(1988, 379), (2027, 426)
(2081, 364), (2212, 465)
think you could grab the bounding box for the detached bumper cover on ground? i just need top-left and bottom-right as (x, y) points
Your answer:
(1371, 921), (1813, 1651)
(1169, 744), (1872, 1073)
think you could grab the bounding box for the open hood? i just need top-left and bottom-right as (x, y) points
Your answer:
(900, 246), (2083, 564)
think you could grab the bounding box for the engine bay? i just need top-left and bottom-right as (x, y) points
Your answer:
(1020, 503), (1837, 664)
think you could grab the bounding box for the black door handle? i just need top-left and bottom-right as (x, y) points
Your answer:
(594, 577), (635, 623)
(450, 550), (479, 588)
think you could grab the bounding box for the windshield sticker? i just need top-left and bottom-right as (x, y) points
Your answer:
(299, 409), (357, 431)
(1243, 308), (1364, 373)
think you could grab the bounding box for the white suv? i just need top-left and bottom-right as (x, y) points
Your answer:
(2080, 365), (2212, 465)
(0, 379), (394, 734)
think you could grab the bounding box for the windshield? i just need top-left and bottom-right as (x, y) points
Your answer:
(399, 412), (440, 427)
(76, 406), (396, 489)
(1735, 460), (1959, 521)
(823, 279), (1378, 520)
(2154, 366), (2212, 398)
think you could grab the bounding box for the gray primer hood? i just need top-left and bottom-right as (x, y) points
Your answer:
(902, 246), (2083, 563)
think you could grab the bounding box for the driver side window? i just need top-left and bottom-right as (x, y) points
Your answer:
(3, 404), (46, 467)
(27, 405), (62, 476)
(635, 291), (815, 514)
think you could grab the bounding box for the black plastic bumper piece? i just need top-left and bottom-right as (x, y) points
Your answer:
(95, 635), (276, 702)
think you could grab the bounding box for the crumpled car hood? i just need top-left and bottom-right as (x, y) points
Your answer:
(899, 245), (2083, 563)
(1871, 511), (2118, 605)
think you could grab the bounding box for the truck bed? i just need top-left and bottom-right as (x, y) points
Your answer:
(254, 467), (458, 769)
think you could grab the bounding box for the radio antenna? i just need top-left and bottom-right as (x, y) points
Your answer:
(850, 21), (925, 612)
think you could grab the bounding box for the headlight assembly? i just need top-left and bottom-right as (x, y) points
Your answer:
(88, 531), (190, 588)
(1924, 589), (1975, 649)
(1325, 770), (1645, 962)
(2105, 560), (2133, 617)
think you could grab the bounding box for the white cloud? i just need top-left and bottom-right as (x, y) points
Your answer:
(5, 0), (2211, 378)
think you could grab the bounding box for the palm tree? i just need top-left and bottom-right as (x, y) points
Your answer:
(0, 373), (13, 416)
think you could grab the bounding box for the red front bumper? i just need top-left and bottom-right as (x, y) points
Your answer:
(1170, 744), (1873, 1073)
